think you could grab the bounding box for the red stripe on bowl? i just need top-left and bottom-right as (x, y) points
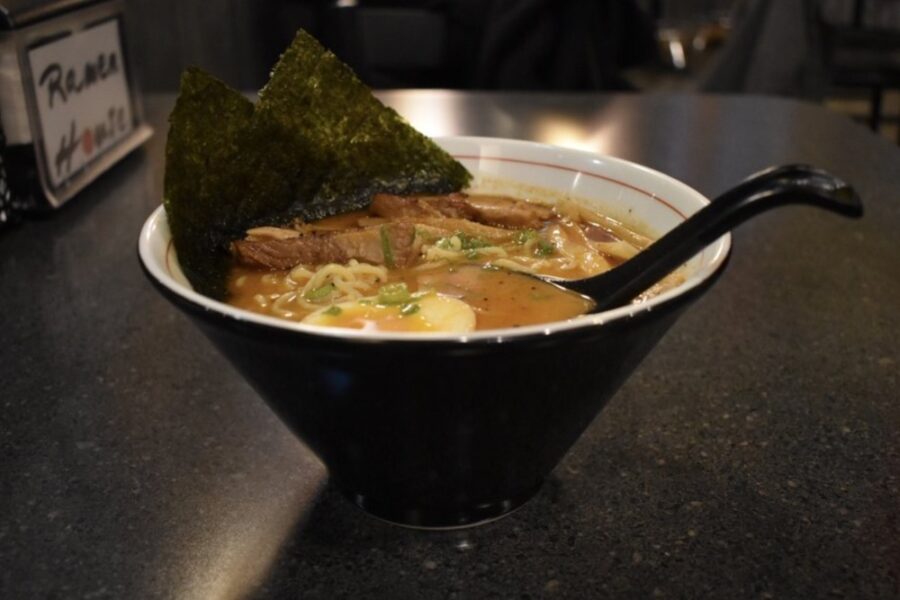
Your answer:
(452, 154), (688, 219)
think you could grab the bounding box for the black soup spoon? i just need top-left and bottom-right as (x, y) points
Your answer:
(552, 164), (863, 313)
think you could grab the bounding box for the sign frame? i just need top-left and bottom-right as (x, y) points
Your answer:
(10, 0), (151, 208)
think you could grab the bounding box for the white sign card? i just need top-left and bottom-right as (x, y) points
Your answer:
(27, 19), (134, 189)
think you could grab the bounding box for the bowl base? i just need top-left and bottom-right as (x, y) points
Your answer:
(341, 482), (543, 530)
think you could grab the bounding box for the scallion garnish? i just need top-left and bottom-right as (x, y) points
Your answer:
(457, 232), (490, 250)
(515, 229), (538, 245)
(380, 225), (395, 268)
(377, 282), (411, 305)
(304, 283), (336, 301)
(535, 240), (556, 257)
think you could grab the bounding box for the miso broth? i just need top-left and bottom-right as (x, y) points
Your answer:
(225, 193), (679, 332)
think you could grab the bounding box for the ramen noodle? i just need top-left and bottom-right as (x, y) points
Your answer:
(226, 193), (678, 332)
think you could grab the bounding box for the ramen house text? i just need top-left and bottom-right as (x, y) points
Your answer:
(38, 51), (120, 110)
(54, 106), (128, 178)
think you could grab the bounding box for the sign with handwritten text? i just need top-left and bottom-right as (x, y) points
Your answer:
(27, 19), (134, 189)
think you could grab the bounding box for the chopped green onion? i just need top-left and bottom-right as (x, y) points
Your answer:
(304, 283), (335, 301)
(323, 305), (342, 316)
(399, 302), (420, 316)
(515, 229), (538, 245)
(434, 232), (491, 253)
(380, 225), (395, 268)
(457, 232), (490, 250)
(435, 237), (453, 250)
(465, 249), (481, 260)
(535, 240), (556, 257)
(414, 227), (437, 243)
(378, 282), (411, 305)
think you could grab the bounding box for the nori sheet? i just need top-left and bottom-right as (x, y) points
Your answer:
(163, 30), (471, 299)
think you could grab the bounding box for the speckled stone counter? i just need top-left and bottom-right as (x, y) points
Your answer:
(2, 92), (898, 599)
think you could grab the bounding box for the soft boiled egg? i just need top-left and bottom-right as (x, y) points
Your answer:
(302, 293), (476, 333)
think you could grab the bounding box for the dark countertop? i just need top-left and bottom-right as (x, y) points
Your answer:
(2, 91), (898, 599)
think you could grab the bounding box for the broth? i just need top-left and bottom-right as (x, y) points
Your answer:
(229, 264), (595, 331)
(225, 193), (675, 332)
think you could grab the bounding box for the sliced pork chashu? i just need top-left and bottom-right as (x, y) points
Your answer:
(371, 193), (553, 229)
(232, 222), (420, 270)
(232, 193), (550, 270)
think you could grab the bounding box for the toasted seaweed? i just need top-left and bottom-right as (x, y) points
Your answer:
(164, 29), (471, 299)
(163, 69), (254, 299)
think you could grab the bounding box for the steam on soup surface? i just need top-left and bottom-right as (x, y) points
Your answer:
(226, 192), (677, 332)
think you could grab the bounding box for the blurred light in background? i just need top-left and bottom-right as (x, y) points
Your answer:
(533, 115), (612, 154)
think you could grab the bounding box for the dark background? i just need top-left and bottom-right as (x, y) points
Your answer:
(122, 0), (662, 92)
(121, 0), (900, 93)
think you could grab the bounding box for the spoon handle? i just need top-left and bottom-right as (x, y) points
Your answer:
(568, 164), (864, 311)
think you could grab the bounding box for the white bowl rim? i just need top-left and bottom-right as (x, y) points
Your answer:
(139, 136), (732, 343)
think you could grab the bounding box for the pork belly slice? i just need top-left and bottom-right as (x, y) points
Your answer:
(464, 195), (554, 228)
(232, 222), (421, 270)
(371, 193), (553, 229)
(370, 193), (477, 221)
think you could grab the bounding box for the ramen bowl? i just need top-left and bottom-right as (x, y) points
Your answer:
(139, 137), (731, 528)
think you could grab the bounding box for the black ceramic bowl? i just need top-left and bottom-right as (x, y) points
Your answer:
(139, 137), (731, 528)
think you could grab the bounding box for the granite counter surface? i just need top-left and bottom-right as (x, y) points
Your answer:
(1, 92), (898, 599)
